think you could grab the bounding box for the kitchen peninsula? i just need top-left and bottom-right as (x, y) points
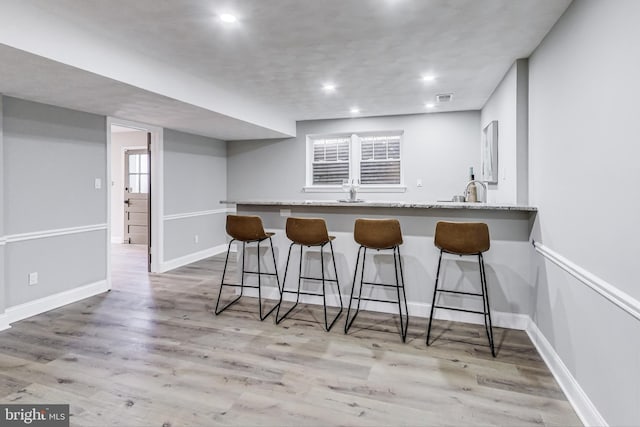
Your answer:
(221, 200), (537, 328)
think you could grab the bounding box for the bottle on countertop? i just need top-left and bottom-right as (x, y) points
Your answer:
(466, 167), (478, 203)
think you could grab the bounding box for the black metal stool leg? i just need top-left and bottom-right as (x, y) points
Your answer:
(397, 246), (409, 340)
(344, 246), (363, 333)
(319, 241), (342, 332)
(215, 240), (243, 315)
(426, 250), (444, 345)
(479, 253), (496, 357)
(276, 243), (299, 324)
(252, 239), (279, 321)
(393, 246), (409, 342)
(270, 237), (282, 295)
(321, 244), (329, 330)
(345, 247), (367, 334)
(329, 240), (344, 318)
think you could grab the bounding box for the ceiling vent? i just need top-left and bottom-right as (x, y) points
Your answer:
(436, 93), (453, 103)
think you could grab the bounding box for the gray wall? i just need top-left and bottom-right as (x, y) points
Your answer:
(163, 129), (227, 261)
(0, 96), (5, 314)
(2, 96), (107, 307)
(228, 111), (480, 202)
(480, 59), (529, 205)
(528, 1), (640, 425)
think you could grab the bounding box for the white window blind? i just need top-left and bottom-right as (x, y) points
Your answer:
(311, 136), (350, 185)
(359, 134), (401, 185)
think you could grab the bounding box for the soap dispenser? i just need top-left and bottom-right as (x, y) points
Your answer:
(466, 167), (478, 203)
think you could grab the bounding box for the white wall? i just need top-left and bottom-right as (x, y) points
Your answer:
(109, 130), (147, 243)
(480, 59), (528, 204)
(228, 111), (481, 202)
(528, 1), (640, 425)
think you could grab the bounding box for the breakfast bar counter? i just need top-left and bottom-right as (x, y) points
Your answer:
(220, 200), (537, 328)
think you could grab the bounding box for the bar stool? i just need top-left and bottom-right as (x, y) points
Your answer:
(426, 221), (495, 357)
(215, 215), (281, 320)
(344, 218), (409, 342)
(275, 217), (343, 331)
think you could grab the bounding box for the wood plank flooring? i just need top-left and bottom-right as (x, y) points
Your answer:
(0, 244), (581, 426)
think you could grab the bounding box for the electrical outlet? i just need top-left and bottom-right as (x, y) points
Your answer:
(28, 272), (38, 286)
(194, 235), (199, 244)
(280, 209), (291, 217)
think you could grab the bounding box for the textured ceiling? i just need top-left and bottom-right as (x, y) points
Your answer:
(0, 0), (572, 139)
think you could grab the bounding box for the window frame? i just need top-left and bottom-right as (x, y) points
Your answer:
(304, 130), (406, 193)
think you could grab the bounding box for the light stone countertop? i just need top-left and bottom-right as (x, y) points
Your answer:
(220, 200), (537, 212)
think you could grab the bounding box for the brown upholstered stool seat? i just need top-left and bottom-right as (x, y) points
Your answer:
(226, 214), (274, 242)
(285, 217), (335, 246)
(354, 218), (403, 249)
(434, 221), (490, 255)
(427, 221), (495, 356)
(276, 217), (343, 331)
(215, 215), (281, 321)
(345, 218), (409, 342)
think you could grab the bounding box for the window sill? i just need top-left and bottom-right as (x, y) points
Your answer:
(302, 186), (407, 193)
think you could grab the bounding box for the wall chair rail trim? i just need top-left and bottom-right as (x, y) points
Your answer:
(533, 240), (640, 321)
(0, 237), (6, 246)
(4, 224), (108, 243)
(163, 208), (234, 221)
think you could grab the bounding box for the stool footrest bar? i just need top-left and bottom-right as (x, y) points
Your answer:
(219, 283), (276, 289)
(241, 271), (278, 276)
(281, 290), (331, 297)
(361, 281), (405, 288)
(433, 305), (487, 315)
(352, 296), (404, 305)
(436, 289), (483, 297)
(299, 275), (338, 282)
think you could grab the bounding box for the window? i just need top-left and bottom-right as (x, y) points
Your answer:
(311, 136), (350, 185)
(307, 131), (404, 190)
(359, 134), (401, 185)
(126, 151), (149, 194)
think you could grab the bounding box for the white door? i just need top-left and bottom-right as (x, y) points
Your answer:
(124, 149), (149, 245)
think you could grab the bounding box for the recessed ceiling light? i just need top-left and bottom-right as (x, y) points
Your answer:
(322, 83), (336, 92)
(422, 75), (436, 82)
(425, 103), (435, 109)
(350, 107), (360, 114)
(219, 13), (238, 23)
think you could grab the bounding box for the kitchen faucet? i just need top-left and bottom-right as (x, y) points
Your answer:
(465, 180), (488, 203)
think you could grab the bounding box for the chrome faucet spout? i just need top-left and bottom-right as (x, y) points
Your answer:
(465, 180), (488, 203)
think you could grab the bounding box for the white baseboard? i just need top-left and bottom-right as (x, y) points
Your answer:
(4, 279), (109, 326)
(525, 319), (606, 427)
(0, 313), (10, 331)
(160, 244), (232, 273)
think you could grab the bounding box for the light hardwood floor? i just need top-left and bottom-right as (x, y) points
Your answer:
(0, 244), (581, 426)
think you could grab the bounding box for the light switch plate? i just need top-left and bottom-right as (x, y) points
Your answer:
(416, 178), (423, 187)
(28, 272), (38, 286)
(94, 178), (102, 189)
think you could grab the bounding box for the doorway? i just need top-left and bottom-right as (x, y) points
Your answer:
(107, 118), (163, 279)
(124, 148), (150, 245)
